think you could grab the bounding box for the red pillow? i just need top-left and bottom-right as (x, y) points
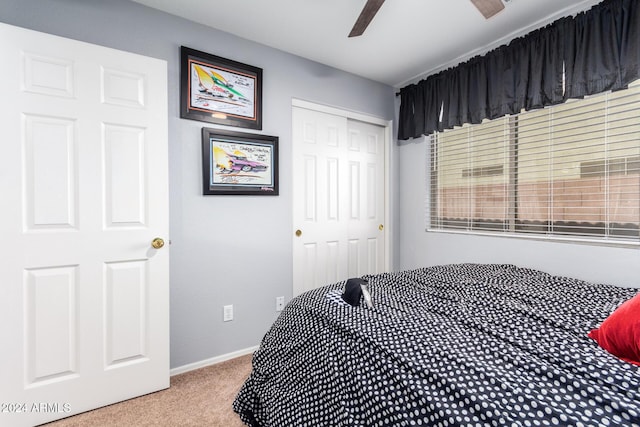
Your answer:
(588, 293), (640, 366)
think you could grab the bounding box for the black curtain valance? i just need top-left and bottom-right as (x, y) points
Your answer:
(398, 0), (639, 140)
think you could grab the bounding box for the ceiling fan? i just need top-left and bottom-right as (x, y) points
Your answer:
(348, 0), (506, 38)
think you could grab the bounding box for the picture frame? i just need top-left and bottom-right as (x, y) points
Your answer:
(201, 128), (278, 196)
(181, 46), (262, 130)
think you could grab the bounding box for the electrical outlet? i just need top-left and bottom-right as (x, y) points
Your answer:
(276, 296), (285, 312)
(223, 304), (234, 322)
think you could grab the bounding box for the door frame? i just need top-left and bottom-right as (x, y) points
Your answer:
(291, 98), (393, 275)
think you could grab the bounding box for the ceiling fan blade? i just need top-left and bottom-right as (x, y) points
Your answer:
(470, 0), (505, 19)
(349, 0), (386, 38)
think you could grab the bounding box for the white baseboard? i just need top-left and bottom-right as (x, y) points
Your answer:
(170, 345), (259, 376)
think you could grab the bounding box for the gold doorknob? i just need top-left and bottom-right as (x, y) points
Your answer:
(295, 229), (302, 237)
(378, 224), (384, 231)
(151, 238), (165, 249)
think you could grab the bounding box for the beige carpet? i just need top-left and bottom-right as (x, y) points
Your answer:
(43, 353), (253, 427)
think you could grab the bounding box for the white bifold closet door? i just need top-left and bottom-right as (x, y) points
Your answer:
(292, 104), (387, 296)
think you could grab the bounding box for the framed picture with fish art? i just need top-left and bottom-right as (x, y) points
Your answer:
(181, 46), (262, 130)
(201, 127), (278, 195)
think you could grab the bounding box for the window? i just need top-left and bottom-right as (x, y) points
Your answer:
(430, 81), (640, 244)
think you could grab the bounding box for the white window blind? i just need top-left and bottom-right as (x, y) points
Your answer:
(430, 81), (640, 244)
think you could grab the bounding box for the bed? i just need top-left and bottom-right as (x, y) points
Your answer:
(233, 264), (640, 426)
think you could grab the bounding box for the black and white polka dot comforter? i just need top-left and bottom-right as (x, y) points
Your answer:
(233, 264), (640, 426)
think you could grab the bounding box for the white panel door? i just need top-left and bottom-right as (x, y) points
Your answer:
(346, 119), (387, 278)
(292, 106), (386, 296)
(0, 23), (169, 427)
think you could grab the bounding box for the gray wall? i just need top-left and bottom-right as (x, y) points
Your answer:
(398, 137), (640, 288)
(0, 0), (397, 368)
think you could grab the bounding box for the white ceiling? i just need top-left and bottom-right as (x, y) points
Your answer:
(131, 0), (603, 88)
